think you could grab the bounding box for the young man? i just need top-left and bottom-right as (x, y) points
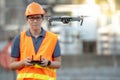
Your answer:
(10, 2), (61, 80)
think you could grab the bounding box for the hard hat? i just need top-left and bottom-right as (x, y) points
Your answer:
(25, 2), (45, 16)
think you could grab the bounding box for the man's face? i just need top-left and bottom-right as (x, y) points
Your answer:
(27, 14), (43, 30)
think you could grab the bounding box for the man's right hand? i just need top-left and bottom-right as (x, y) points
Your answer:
(22, 57), (33, 66)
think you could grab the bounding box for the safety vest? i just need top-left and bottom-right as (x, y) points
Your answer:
(0, 41), (12, 70)
(17, 31), (58, 80)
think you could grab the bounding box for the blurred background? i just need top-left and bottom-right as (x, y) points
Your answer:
(0, 0), (120, 80)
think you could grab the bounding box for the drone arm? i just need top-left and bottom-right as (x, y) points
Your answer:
(80, 19), (83, 26)
(71, 17), (81, 21)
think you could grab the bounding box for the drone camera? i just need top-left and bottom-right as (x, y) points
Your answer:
(61, 18), (71, 24)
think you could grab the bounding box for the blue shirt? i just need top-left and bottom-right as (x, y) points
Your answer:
(11, 28), (61, 58)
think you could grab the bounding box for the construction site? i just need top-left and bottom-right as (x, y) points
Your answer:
(0, 0), (120, 80)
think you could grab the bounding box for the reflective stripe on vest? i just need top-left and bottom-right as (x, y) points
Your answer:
(17, 73), (56, 80)
(18, 31), (58, 80)
(34, 64), (56, 72)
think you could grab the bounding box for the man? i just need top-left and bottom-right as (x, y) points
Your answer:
(10, 2), (61, 80)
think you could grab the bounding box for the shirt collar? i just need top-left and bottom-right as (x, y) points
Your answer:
(26, 28), (46, 37)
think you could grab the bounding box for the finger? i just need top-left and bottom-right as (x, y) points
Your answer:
(26, 57), (32, 62)
(26, 57), (32, 61)
(25, 61), (33, 66)
(40, 63), (46, 67)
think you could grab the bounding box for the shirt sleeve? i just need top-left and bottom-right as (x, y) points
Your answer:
(11, 34), (20, 58)
(52, 40), (61, 58)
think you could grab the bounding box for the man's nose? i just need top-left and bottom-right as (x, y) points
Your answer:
(33, 19), (37, 22)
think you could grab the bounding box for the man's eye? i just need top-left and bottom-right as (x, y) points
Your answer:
(29, 17), (41, 19)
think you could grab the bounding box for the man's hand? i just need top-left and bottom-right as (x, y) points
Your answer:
(10, 57), (33, 70)
(40, 57), (49, 67)
(22, 57), (33, 66)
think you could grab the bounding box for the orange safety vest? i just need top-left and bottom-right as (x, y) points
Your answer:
(17, 31), (58, 80)
(0, 41), (12, 70)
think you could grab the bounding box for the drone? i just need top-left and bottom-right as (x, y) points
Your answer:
(47, 16), (88, 26)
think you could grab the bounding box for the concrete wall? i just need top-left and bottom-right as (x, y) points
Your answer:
(57, 54), (120, 80)
(0, 66), (16, 80)
(61, 54), (120, 68)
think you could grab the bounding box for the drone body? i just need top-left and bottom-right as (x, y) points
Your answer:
(47, 16), (87, 26)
